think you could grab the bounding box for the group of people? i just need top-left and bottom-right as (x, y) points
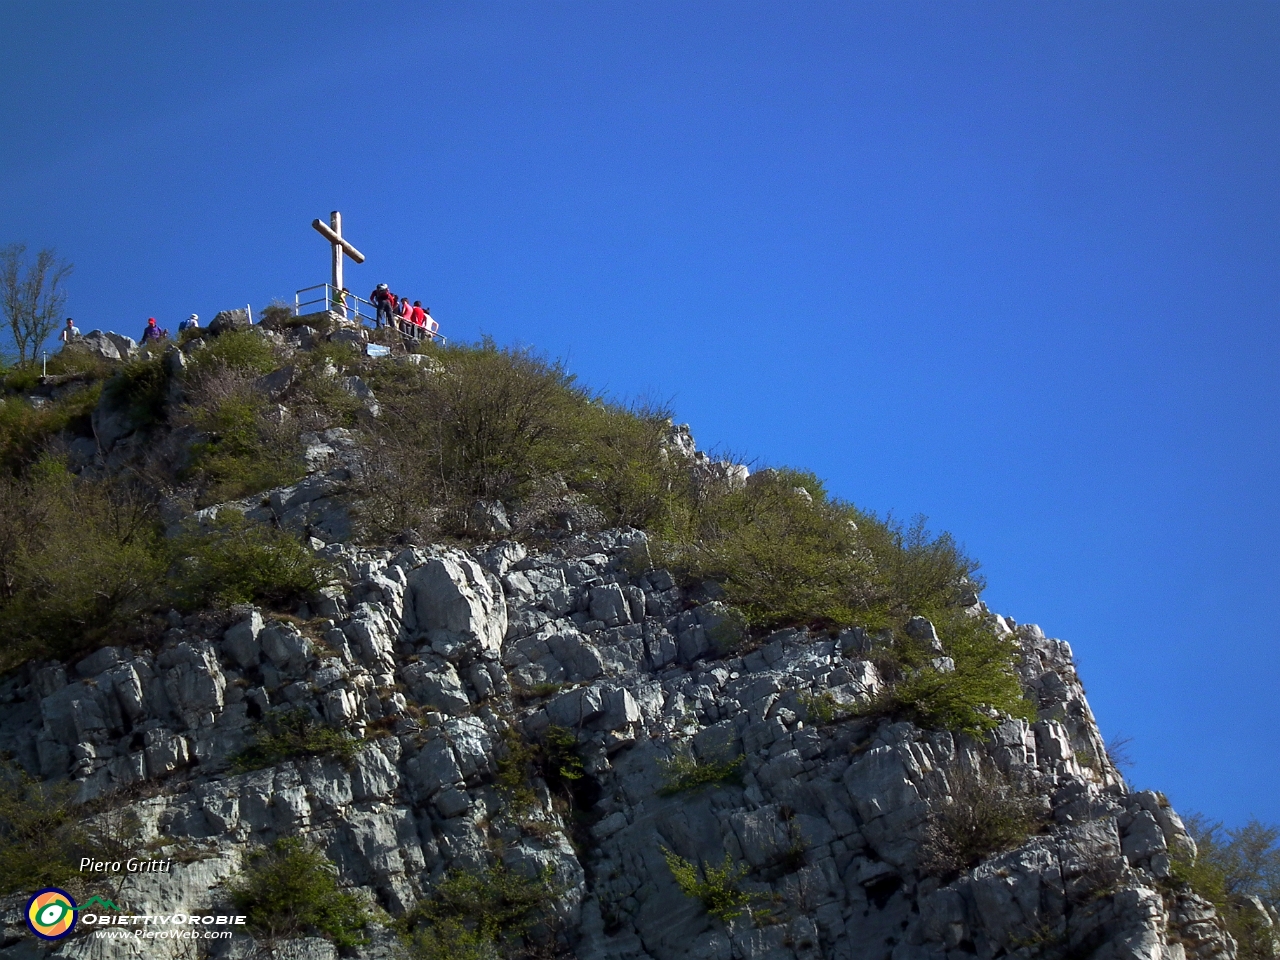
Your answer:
(370, 284), (438, 338)
(57, 314), (199, 347)
(140, 314), (199, 343)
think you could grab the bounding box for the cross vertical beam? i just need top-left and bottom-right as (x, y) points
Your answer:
(330, 211), (344, 292)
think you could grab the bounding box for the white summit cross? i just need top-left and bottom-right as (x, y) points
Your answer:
(311, 211), (366, 294)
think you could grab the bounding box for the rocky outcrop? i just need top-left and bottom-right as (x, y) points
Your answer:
(0, 518), (1236, 960)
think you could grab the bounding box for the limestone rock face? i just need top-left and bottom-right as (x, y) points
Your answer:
(404, 553), (507, 657)
(0, 525), (1238, 960)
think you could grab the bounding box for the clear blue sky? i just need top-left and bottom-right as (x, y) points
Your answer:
(2, 2), (1277, 826)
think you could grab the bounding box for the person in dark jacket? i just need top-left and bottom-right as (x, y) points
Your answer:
(370, 284), (393, 329)
(142, 317), (165, 342)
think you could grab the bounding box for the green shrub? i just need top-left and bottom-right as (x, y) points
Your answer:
(0, 461), (166, 666)
(662, 849), (750, 922)
(184, 329), (278, 378)
(0, 382), (101, 473)
(401, 863), (564, 959)
(404, 918), (497, 960)
(662, 469), (870, 630)
(169, 512), (329, 610)
(865, 612), (1034, 736)
(1177, 815), (1280, 959)
(494, 725), (585, 814)
(570, 402), (688, 530)
(0, 763), (91, 895)
(103, 353), (170, 431)
(184, 382), (304, 504)
(919, 763), (1046, 879)
(228, 836), (369, 946)
(657, 751), (744, 796)
(798, 691), (848, 726)
(230, 709), (357, 772)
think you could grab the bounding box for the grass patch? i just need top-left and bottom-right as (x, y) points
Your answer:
(662, 849), (750, 923)
(230, 709), (357, 772)
(228, 836), (369, 946)
(657, 751), (744, 796)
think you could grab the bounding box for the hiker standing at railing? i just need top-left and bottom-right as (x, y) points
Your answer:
(396, 296), (413, 327)
(370, 284), (393, 329)
(331, 286), (349, 319)
(423, 307), (438, 340)
(410, 300), (426, 328)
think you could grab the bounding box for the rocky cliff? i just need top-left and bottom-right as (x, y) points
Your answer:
(0, 320), (1249, 960)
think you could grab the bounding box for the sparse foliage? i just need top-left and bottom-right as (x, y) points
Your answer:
(657, 751), (744, 796)
(0, 762), (91, 894)
(230, 709), (358, 772)
(920, 762), (1047, 879)
(0, 244), (72, 366)
(662, 848), (751, 922)
(1177, 814), (1280, 959)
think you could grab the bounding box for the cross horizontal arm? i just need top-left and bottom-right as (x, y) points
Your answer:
(311, 219), (366, 263)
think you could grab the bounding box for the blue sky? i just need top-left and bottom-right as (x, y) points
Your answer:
(2, 2), (1277, 825)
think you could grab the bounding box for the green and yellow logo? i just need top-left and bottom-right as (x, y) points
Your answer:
(26, 889), (77, 940)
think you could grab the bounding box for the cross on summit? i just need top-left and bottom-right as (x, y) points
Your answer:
(311, 211), (365, 293)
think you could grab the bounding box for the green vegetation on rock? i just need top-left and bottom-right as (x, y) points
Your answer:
(662, 848), (751, 923)
(0, 763), (89, 894)
(228, 836), (370, 946)
(400, 862), (564, 960)
(230, 708), (358, 772)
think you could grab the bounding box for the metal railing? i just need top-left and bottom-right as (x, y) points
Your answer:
(294, 283), (445, 345)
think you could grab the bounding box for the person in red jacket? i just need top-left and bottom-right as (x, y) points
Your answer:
(410, 301), (426, 327)
(396, 296), (413, 325)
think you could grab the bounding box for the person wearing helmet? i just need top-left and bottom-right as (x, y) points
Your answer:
(370, 283), (393, 329)
(179, 313), (200, 332)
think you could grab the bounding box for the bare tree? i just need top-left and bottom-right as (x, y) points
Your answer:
(0, 244), (73, 366)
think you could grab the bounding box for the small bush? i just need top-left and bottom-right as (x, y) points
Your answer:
(920, 763), (1046, 879)
(798, 691), (847, 726)
(494, 725), (586, 814)
(0, 461), (166, 666)
(169, 512), (329, 610)
(104, 352), (170, 431)
(228, 836), (369, 946)
(401, 863), (564, 960)
(863, 612), (1034, 736)
(0, 383), (101, 474)
(230, 709), (357, 772)
(664, 469), (870, 630)
(0, 763), (91, 895)
(183, 378), (304, 503)
(184, 329), (279, 379)
(657, 751), (744, 796)
(662, 849), (750, 922)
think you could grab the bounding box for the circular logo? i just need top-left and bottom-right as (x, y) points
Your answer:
(26, 889), (77, 940)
